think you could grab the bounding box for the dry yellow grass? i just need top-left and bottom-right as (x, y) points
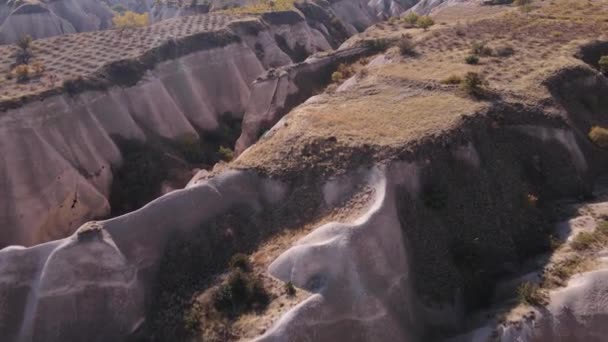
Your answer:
(237, 0), (607, 175)
(300, 91), (483, 146)
(221, 0), (296, 14)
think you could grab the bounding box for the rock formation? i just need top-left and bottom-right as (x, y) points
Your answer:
(0, 0), (113, 44)
(1, 0), (608, 341)
(0, 0), (412, 248)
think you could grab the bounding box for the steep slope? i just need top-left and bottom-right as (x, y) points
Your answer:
(2, 1), (608, 342)
(0, 0), (112, 44)
(0, 2), (409, 247)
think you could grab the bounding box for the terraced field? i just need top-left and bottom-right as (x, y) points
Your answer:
(0, 13), (250, 105)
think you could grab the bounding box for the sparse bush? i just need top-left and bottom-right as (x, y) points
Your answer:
(17, 34), (32, 51)
(517, 282), (545, 306)
(212, 270), (269, 316)
(229, 253), (251, 272)
(570, 231), (597, 251)
(332, 63), (355, 83)
(460, 72), (486, 96)
(589, 126), (608, 148)
(362, 38), (391, 53)
(441, 75), (463, 85)
(331, 71), (344, 83)
(15, 35), (33, 65)
(217, 145), (234, 161)
(403, 12), (419, 25)
(183, 302), (202, 333)
(470, 41), (493, 56)
(113, 11), (149, 31)
(599, 55), (608, 73)
(285, 281), (296, 296)
(465, 55), (480, 64)
(397, 36), (416, 56)
(416, 16), (435, 30)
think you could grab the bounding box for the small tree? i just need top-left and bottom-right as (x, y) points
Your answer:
(15, 34), (33, 65)
(460, 72), (486, 96)
(397, 36), (416, 56)
(416, 16), (435, 30)
(599, 56), (608, 73)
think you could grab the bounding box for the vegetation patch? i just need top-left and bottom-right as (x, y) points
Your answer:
(460, 72), (487, 97)
(589, 126), (608, 149)
(517, 282), (546, 306)
(212, 269), (269, 317)
(600, 56), (608, 73)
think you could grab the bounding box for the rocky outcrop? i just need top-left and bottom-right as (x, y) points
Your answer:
(0, 100), (603, 341)
(235, 45), (372, 155)
(0, 0), (112, 44)
(0, 1), (411, 248)
(0, 170), (288, 342)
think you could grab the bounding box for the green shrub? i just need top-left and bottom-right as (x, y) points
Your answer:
(16, 35), (33, 65)
(403, 12), (419, 25)
(331, 71), (344, 83)
(416, 16), (435, 30)
(470, 42), (493, 56)
(460, 72), (486, 95)
(397, 36), (416, 56)
(517, 282), (545, 306)
(589, 126), (608, 149)
(571, 232), (597, 251)
(217, 145), (234, 161)
(213, 270), (269, 316)
(17, 34), (32, 51)
(465, 55), (480, 65)
(285, 281), (296, 296)
(362, 38), (391, 52)
(183, 302), (202, 333)
(599, 56), (608, 73)
(229, 253), (251, 272)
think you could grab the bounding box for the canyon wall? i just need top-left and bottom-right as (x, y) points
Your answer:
(0, 1), (410, 247)
(0, 98), (604, 341)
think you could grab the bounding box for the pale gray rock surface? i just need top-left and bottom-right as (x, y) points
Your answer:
(0, 0), (112, 44)
(0, 0), (412, 248)
(0, 170), (287, 342)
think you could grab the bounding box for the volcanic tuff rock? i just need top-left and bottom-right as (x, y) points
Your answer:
(2, 0), (608, 341)
(0, 0), (113, 43)
(0, 1), (412, 246)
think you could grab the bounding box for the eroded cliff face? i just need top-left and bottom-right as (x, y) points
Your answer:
(0, 0), (113, 43)
(0, 99), (604, 341)
(0, 1), (411, 247)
